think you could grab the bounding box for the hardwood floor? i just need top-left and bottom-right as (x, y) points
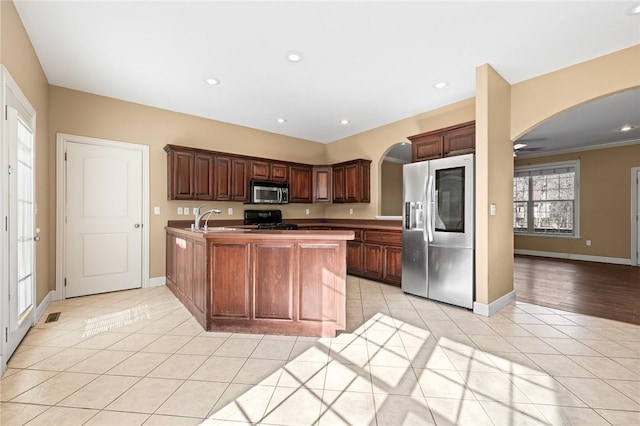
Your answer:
(514, 255), (640, 325)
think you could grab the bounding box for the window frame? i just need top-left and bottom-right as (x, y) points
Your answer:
(513, 160), (580, 238)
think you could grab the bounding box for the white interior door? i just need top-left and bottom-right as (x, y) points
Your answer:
(65, 141), (143, 298)
(4, 105), (36, 361)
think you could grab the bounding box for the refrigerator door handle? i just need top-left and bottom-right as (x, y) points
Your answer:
(425, 175), (434, 242)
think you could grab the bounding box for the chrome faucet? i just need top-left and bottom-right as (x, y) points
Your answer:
(194, 206), (222, 231)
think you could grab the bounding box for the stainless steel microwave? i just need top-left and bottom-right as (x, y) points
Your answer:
(250, 181), (289, 204)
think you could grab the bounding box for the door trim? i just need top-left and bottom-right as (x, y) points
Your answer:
(55, 133), (150, 300)
(1, 65), (38, 374)
(632, 167), (640, 267)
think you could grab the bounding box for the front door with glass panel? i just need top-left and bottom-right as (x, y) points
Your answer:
(5, 105), (36, 361)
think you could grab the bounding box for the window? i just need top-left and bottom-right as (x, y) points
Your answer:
(513, 160), (579, 237)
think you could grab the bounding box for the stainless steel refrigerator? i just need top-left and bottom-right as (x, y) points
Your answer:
(402, 154), (474, 309)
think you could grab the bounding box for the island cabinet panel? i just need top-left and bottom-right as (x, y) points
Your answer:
(253, 244), (294, 320)
(166, 227), (351, 337)
(298, 243), (343, 325)
(210, 244), (250, 318)
(165, 231), (206, 325)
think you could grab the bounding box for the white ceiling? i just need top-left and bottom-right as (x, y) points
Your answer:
(14, 1), (640, 144)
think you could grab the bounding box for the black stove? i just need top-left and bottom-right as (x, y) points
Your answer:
(244, 209), (299, 230)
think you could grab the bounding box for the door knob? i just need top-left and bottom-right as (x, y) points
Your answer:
(134, 224), (142, 228)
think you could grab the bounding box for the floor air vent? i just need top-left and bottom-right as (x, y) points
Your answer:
(45, 312), (61, 323)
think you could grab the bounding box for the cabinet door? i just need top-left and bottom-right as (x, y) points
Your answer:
(170, 150), (195, 199)
(346, 241), (363, 275)
(359, 161), (371, 203)
(250, 160), (270, 181)
(412, 134), (442, 162)
(290, 165), (312, 203)
(382, 246), (402, 287)
(194, 153), (215, 200)
(231, 158), (248, 201)
(313, 166), (332, 203)
(210, 243), (250, 318)
(214, 156), (232, 200)
(362, 243), (383, 279)
(443, 124), (475, 157)
(344, 163), (359, 203)
(333, 166), (345, 203)
(270, 163), (289, 182)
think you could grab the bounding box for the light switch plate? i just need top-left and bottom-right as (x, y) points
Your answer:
(228, 208), (234, 215)
(490, 204), (497, 216)
(305, 209), (310, 215)
(184, 207), (190, 215)
(177, 207), (183, 215)
(153, 206), (160, 215)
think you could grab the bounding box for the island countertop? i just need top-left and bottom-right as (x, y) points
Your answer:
(165, 226), (353, 337)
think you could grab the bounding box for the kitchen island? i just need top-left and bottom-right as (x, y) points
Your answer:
(165, 227), (354, 337)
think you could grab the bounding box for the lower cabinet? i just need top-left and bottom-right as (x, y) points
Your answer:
(345, 228), (402, 287)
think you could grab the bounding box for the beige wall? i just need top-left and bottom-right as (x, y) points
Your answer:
(1, 0), (50, 304)
(49, 87), (328, 280)
(512, 45), (640, 140)
(380, 161), (403, 216)
(515, 143), (640, 260)
(475, 64), (513, 305)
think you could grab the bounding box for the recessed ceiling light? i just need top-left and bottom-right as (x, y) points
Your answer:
(285, 51), (303, 62)
(433, 81), (449, 89)
(631, 4), (640, 14)
(205, 78), (220, 85)
(620, 125), (633, 132)
(339, 119), (350, 125)
(276, 118), (286, 124)
(513, 143), (527, 150)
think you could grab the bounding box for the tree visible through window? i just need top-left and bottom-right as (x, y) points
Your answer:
(513, 161), (579, 236)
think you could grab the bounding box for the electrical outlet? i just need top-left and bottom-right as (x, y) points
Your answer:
(349, 208), (353, 215)
(586, 240), (592, 246)
(228, 208), (234, 215)
(177, 207), (183, 215)
(184, 207), (190, 215)
(153, 206), (160, 215)
(305, 208), (310, 216)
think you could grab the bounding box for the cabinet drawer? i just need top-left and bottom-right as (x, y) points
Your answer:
(363, 230), (401, 246)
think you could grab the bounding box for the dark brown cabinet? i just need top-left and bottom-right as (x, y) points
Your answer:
(166, 147), (195, 200)
(313, 166), (332, 203)
(289, 165), (313, 203)
(251, 160), (289, 183)
(214, 156), (248, 202)
(346, 229), (363, 275)
(352, 229), (402, 287)
(333, 159), (371, 203)
(194, 153), (215, 200)
(409, 121), (475, 162)
(166, 144), (369, 204)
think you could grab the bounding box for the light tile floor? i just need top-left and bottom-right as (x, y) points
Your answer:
(1, 276), (639, 425)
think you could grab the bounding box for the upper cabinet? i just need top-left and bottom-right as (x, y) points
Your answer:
(312, 166), (332, 203)
(408, 121), (475, 162)
(250, 160), (288, 183)
(333, 159), (371, 203)
(289, 164), (313, 203)
(215, 156), (248, 202)
(165, 144), (370, 204)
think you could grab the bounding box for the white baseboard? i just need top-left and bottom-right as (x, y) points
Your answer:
(473, 290), (516, 317)
(514, 249), (631, 266)
(149, 276), (166, 287)
(35, 290), (56, 323)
